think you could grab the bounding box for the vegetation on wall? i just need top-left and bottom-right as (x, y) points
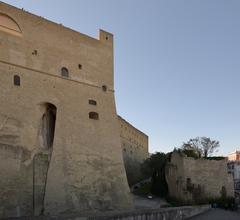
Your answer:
(137, 137), (223, 201)
(167, 185), (235, 208)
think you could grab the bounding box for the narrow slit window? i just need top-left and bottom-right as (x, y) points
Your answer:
(14, 75), (20, 86)
(89, 100), (97, 106)
(89, 112), (99, 120)
(61, 67), (69, 77)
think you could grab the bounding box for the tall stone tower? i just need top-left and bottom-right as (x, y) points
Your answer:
(0, 2), (132, 218)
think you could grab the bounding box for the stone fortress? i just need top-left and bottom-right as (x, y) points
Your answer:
(118, 116), (149, 186)
(0, 2), (238, 220)
(0, 2), (149, 218)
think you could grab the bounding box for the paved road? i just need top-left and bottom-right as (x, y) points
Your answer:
(188, 208), (240, 220)
(133, 195), (169, 209)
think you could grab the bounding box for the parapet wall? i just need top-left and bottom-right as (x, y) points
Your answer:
(166, 152), (234, 202)
(0, 205), (211, 220)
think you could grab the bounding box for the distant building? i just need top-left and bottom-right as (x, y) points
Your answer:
(228, 150), (240, 161)
(227, 152), (240, 201)
(118, 116), (149, 186)
(227, 161), (240, 192)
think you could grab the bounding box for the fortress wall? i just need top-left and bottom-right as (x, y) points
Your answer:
(118, 116), (149, 186)
(166, 152), (234, 202)
(0, 3), (114, 88)
(0, 2), (132, 218)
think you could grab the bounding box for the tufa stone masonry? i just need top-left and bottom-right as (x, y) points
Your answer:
(165, 152), (234, 203)
(118, 116), (149, 186)
(0, 2), (151, 218)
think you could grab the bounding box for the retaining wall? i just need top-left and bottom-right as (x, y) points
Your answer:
(2, 205), (211, 220)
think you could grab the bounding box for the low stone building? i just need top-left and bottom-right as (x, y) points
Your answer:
(166, 152), (234, 203)
(227, 160), (240, 201)
(118, 116), (149, 186)
(228, 150), (240, 161)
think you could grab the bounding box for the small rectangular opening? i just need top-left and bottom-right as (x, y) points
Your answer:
(89, 100), (97, 106)
(14, 75), (20, 86)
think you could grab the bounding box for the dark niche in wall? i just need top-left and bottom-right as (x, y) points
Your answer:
(89, 112), (99, 120)
(14, 75), (20, 86)
(89, 99), (97, 106)
(61, 67), (69, 77)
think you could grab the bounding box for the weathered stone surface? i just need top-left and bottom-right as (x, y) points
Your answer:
(166, 152), (234, 202)
(0, 2), (132, 218)
(118, 116), (149, 186)
(0, 205), (211, 220)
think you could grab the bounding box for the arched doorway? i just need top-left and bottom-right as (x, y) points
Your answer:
(33, 103), (57, 216)
(41, 103), (56, 149)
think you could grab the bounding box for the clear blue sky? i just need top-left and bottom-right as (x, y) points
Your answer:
(3, 0), (240, 155)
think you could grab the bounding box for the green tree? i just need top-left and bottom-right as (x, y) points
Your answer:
(201, 137), (220, 158)
(141, 152), (169, 197)
(182, 137), (219, 158)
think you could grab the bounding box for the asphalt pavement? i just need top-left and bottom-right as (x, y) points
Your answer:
(188, 208), (240, 220)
